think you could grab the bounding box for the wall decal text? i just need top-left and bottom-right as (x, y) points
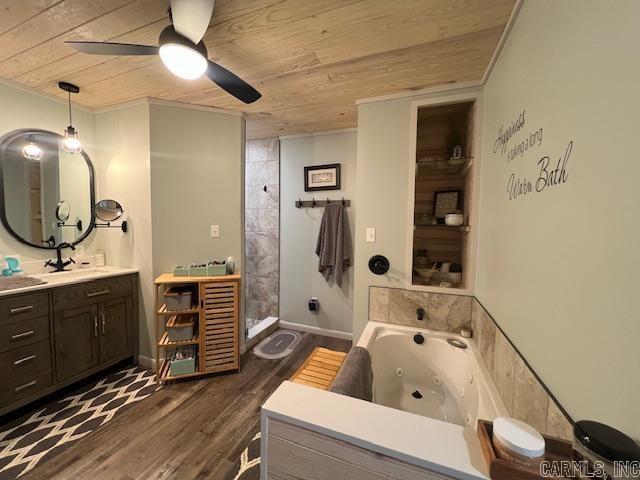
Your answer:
(496, 109), (572, 201)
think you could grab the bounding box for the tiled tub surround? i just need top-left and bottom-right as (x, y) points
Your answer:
(471, 299), (573, 439)
(369, 286), (472, 332)
(245, 137), (280, 331)
(368, 287), (573, 440)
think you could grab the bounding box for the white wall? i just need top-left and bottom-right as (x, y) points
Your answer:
(94, 102), (246, 359)
(149, 103), (245, 276)
(95, 104), (154, 358)
(280, 132), (357, 333)
(0, 81), (98, 264)
(477, 0), (640, 437)
(149, 103), (245, 350)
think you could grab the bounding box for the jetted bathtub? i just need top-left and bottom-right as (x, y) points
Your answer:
(357, 321), (507, 427)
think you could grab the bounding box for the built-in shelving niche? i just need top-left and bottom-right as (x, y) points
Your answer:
(412, 101), (475, 289)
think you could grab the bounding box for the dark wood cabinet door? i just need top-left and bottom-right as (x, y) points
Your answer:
(99, 297), (133, 364)
(54, 304), (100, 382)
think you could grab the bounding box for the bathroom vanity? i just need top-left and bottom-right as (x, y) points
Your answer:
(0, 268), (138, 416)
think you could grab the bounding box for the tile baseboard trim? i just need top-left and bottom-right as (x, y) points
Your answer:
(279, 321), (353, 341)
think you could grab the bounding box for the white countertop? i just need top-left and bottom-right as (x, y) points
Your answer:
(0, 266), (138, 297)
(261, 381), (490, 480)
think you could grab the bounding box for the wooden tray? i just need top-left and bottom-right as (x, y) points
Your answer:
(477, 420), (574, 480)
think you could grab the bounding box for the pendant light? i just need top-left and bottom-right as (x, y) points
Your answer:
(22, 135), (43, 160)
(59, 82), (82, 154)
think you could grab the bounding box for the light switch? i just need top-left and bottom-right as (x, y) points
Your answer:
(210, 225), (220, 238)
(366, 227), (376, 243)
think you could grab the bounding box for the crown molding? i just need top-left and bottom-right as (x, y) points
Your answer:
(94, 97), (246, 118)
(278, 128), (357, 140)
(355, 81), (482, 106)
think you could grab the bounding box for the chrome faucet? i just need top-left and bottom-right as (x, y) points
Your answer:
(45, 243), (76, 272)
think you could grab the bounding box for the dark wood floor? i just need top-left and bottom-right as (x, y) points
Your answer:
(22, 332), (351, 480)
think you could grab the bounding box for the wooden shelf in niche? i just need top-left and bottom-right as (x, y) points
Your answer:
(415, 224), (470, 231)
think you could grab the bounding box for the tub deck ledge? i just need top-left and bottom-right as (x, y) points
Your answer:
(260, 381), (490, 480)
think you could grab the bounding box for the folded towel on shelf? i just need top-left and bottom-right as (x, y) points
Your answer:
(329, 347), (373, 402)
(315, 203), (351, 287)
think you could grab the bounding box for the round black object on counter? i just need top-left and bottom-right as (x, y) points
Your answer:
(574, 420), (640, 462)
(368, 255), (389, 275)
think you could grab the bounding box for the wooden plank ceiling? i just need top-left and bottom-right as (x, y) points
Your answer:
(0, 0), (515, 139)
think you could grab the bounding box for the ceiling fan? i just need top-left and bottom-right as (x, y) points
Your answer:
(66, 0), (261, 104)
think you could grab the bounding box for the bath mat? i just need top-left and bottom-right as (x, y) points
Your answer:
(290, 347), (346, 390)
(224, 431), (260, 480)
(0, 366), (158, 479)
(252, 330), (301, 360)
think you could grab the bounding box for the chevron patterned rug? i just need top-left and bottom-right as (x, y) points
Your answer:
(0, 366), (157, 479)
(225, 431), (261, 480)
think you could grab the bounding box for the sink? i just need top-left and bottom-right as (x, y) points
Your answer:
(0, 266), (136, 295)
(32, 268), (111, 282)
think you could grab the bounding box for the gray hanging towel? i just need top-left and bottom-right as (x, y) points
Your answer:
(315, 203), (352, 286)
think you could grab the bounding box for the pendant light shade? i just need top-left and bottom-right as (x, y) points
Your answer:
(62, 125), (82, 154)
(22, 136), (43, 160)
(59, 82), (82, 154)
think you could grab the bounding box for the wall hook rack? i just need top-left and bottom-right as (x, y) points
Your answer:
(295, 198), (350, 208)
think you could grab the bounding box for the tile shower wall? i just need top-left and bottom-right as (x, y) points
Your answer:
(245, 137), (279, 331)
(368, 287), (574, 440)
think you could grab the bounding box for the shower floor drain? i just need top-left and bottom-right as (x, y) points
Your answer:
(253, 329), (302, 360)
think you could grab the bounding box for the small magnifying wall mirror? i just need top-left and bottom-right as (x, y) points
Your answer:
(55, 200), (71, 223)
(94, 199), (127, 232)
(95, 199), (124, 222)
(0, 129), (95, 248)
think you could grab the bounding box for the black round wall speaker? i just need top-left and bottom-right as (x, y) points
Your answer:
(368, 255), (390, 275)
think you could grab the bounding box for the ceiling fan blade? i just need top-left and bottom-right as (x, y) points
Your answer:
(66, 41), (159, 56)
(170, 0), (215, 44)
(205, 60), (261, 104)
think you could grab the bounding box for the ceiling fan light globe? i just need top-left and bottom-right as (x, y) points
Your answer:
(159, 44), (207, 80)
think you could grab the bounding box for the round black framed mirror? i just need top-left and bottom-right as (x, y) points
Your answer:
(0, 128), (96, 249)
(95, 199), (124, 222)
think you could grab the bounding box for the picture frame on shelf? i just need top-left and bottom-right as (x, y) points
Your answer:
(304, 163), (341, 192)
(433, 190), (463, 221)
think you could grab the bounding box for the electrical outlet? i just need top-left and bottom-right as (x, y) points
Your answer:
(210, 225), (220, 238)
(366, 227), (376, 243)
